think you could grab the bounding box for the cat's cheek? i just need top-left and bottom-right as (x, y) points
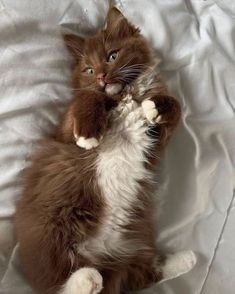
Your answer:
(105, 83), (123, 95)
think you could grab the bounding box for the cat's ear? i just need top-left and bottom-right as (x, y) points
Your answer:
(63, 34), (85, 62)
(105, 7), (139, 38)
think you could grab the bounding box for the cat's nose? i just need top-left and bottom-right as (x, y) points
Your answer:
(97, 73), (106, 81)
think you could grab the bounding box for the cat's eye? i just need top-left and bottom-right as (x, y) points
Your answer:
(85, 68), (94, 75)
(107, 51), (118, 62)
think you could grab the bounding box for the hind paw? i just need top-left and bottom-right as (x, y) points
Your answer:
(60, 267), (103, 294)
(160, 250), (197, 282)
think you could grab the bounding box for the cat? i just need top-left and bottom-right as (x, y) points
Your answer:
(15, 7), (196, 294)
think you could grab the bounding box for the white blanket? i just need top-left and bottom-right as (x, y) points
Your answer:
(0, 0), (234, 293)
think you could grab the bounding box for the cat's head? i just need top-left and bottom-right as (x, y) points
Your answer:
(64, 7), (152, 97)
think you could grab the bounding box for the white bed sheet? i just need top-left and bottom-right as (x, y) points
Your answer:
(0, 0), (234, 293)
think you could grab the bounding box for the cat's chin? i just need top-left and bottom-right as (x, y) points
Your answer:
(105, 83), (123, 96)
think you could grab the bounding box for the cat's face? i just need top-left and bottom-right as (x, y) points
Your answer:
(64, 7), (152, 96)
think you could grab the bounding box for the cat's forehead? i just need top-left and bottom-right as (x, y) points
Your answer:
(83, 31), (119, 64)
(83, 34), (105, 62)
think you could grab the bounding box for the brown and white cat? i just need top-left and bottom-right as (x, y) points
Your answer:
(15, 7), (196, 294)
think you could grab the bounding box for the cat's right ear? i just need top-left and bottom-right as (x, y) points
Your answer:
(63, 34), (85, 62)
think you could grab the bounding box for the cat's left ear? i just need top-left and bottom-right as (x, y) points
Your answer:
(63, 34), (85, 62)
(104, 7), (140, 38)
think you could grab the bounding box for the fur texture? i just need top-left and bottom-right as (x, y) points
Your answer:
(15, 7), (196, 294)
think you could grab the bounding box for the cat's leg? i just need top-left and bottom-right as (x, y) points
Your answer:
(59, 267), (103, 294)
(100, 270), (123, 294)
(125, 250), (196, 291)
(156, 250), (197, 283)
(56, 90), (117, 149)
(142, 95), (181, 148)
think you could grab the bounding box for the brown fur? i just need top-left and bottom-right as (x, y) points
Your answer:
(15, 7), (181, 294)
(65, 9), (151, 93)
(56, 90), (117, 143)
(15, 142), (103, 293)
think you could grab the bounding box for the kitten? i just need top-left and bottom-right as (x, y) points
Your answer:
(15, 7), (196, 294)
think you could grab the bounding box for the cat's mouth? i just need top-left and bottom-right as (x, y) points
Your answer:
(98, 80), (123, 96)
(104, 83), (123, 96)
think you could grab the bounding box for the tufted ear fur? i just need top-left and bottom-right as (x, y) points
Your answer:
(63, 34), (85, 62)
(105, 7), (140, 38)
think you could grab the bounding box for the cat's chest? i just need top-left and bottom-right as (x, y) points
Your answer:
(92, 98), (153, 254)
(96, 97), (152, 202)
(77, 98), (154, 259)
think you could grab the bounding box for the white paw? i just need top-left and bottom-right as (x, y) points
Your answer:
(74, 135), (99, 150)
(141, 100), (162, 124)
(60, 267), (103, 294)
(161, 250), (197, 282)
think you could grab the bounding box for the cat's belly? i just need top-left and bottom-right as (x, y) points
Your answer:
(78, 102), (154, 261)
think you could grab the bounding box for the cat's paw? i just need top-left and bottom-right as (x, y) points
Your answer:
(161, 250), (197, 282)
(76, 268), (103, 294)
(141, 100), (162, 124)
(59, 267), (103, 294)
(74, 134), (100, 150)
(71, 92), (114, 150)
(142, 96), (181, 126)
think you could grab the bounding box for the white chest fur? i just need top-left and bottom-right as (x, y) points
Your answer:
(84, 94), (154, 258)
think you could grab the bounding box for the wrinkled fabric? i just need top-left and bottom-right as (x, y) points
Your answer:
(0, 0), (234, 293)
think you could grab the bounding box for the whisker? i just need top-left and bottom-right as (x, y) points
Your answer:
(118, 58), (135, 71)
(119, 67), (143, 71)
(118, 70), (142, 75)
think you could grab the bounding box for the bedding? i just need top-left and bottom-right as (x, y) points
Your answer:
(0, 0), (234, 293)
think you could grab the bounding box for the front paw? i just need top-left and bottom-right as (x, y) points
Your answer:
(72, 113), (105, 150)
(142, 95), (181, 125)
(142, 100), (162, 124)
(71, 92), (113, 150)
(74, 134), (100, 150)
(73, 119), (103, 150)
